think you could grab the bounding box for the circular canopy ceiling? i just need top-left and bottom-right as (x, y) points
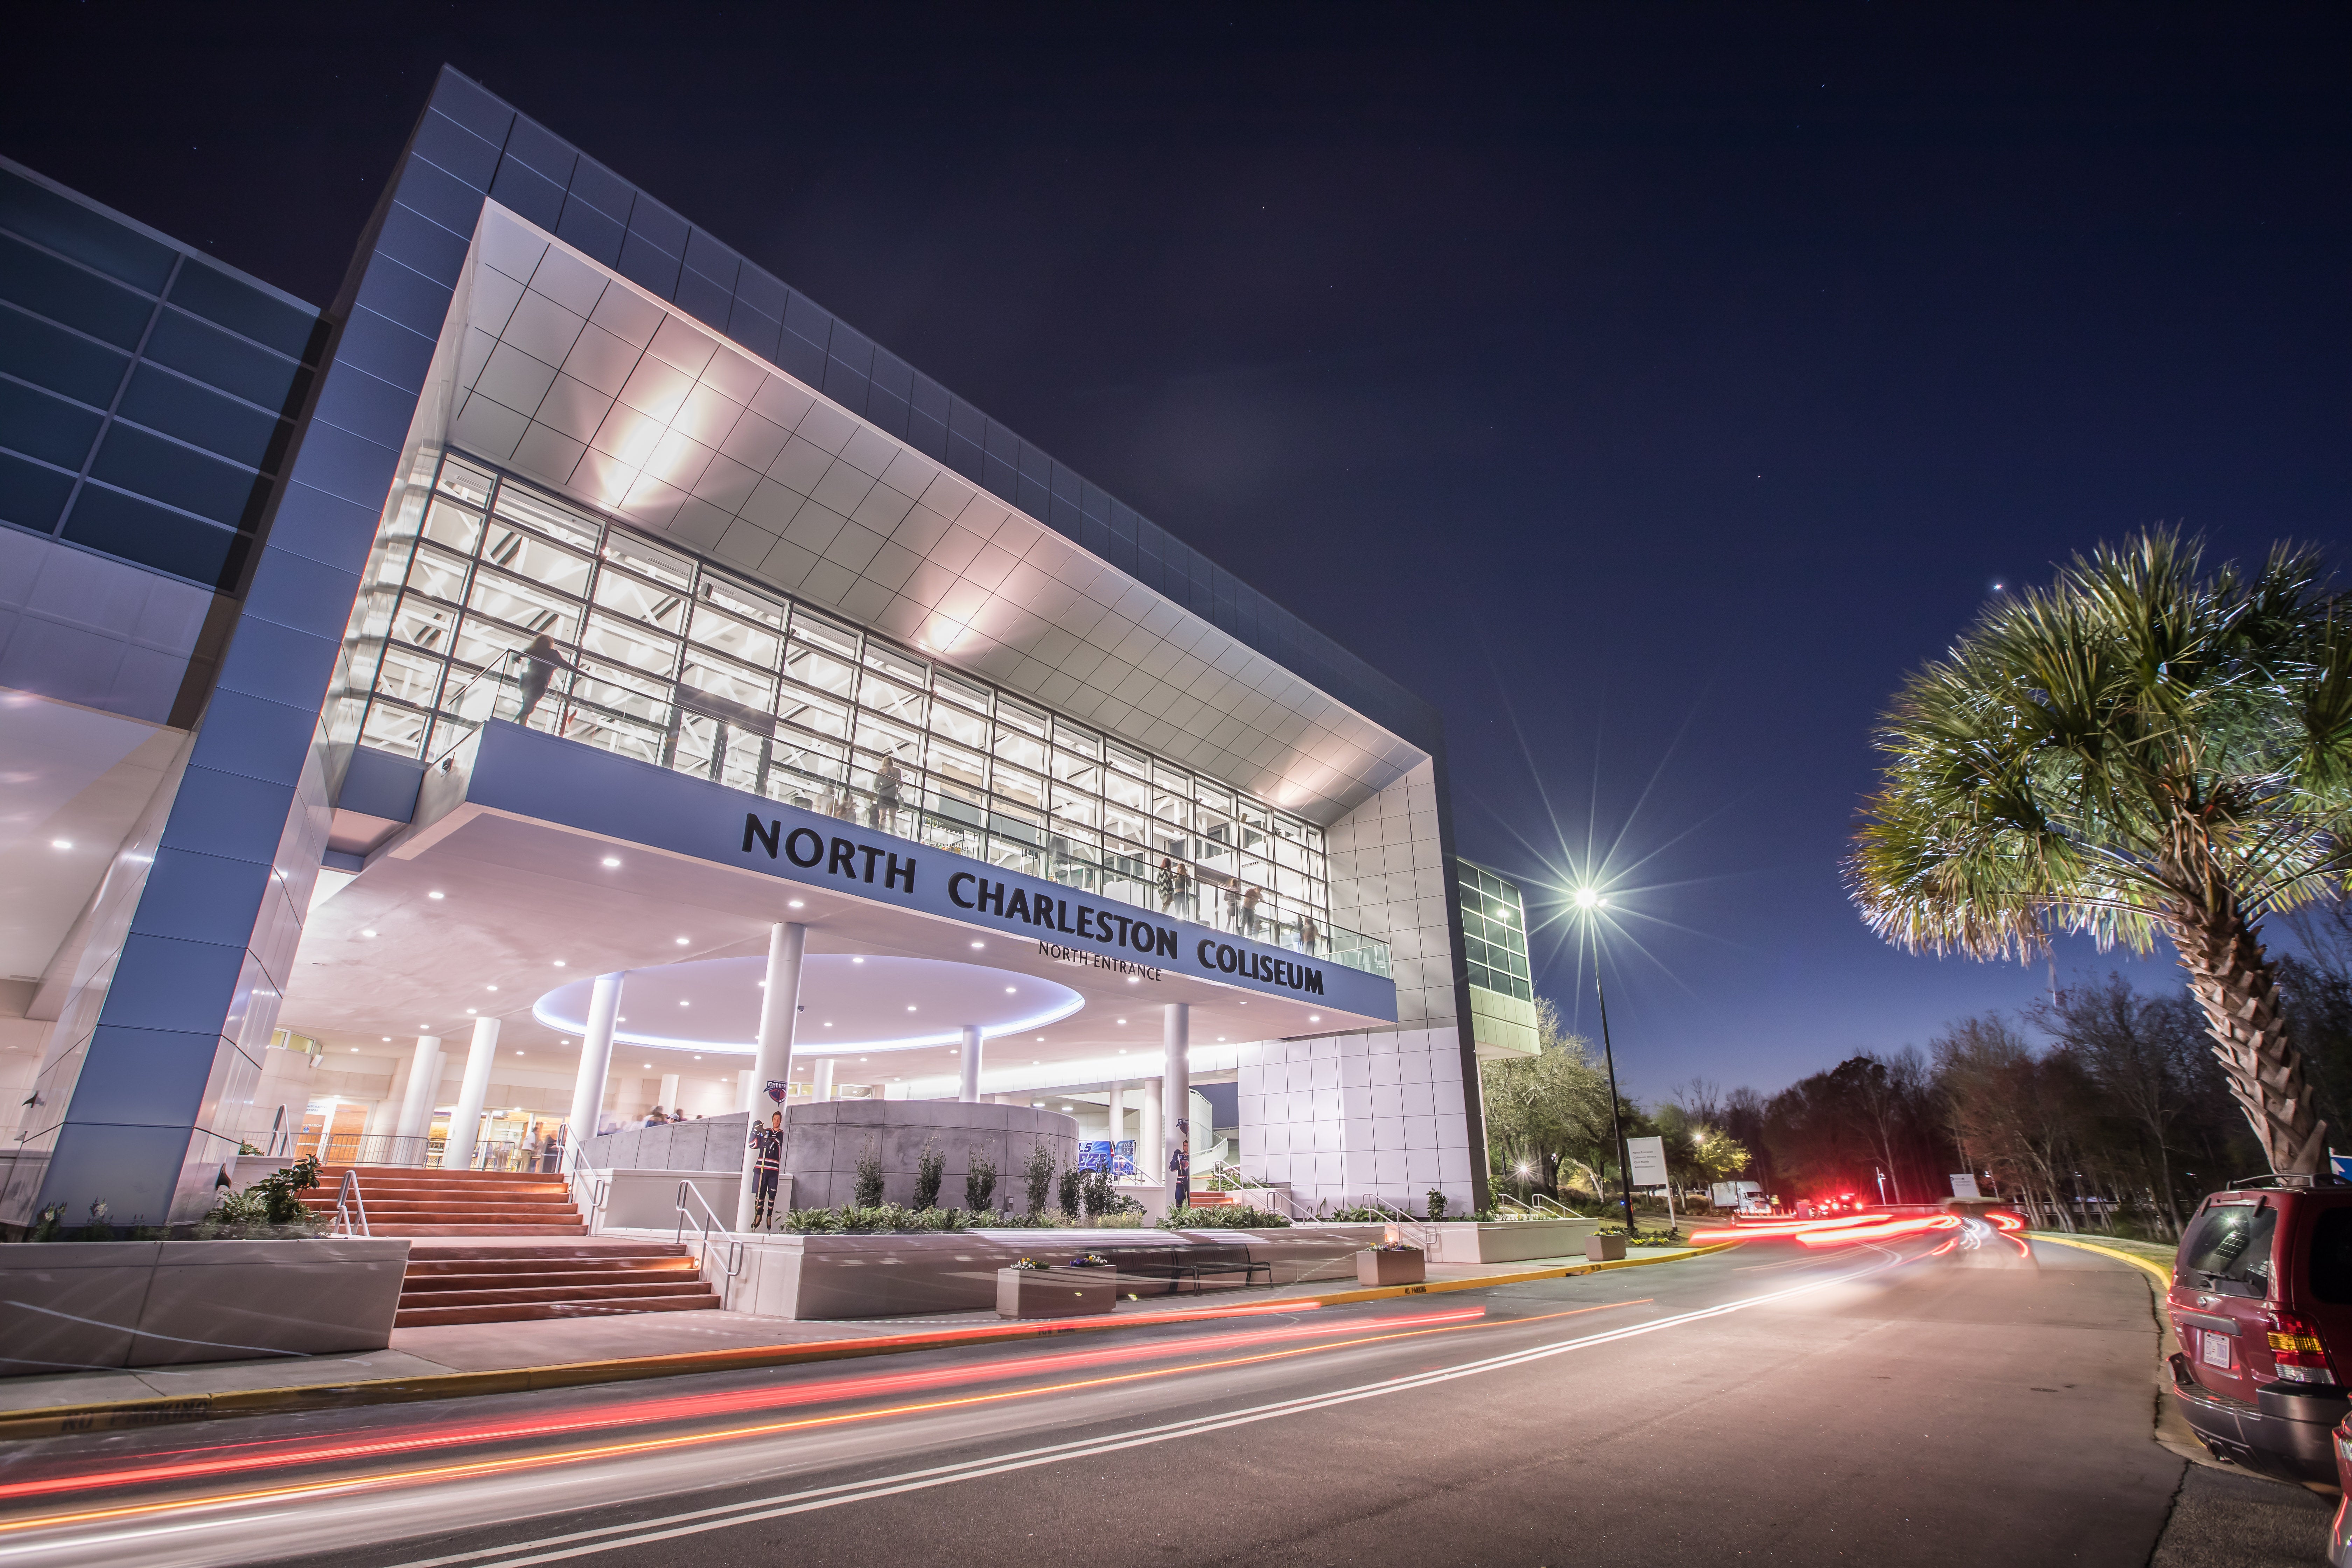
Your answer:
(530, 955), (1084, 1055)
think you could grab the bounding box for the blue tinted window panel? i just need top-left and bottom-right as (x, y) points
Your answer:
(327, 309), (433, 396)
(0, 378), (102, 466)
(282, 419), (400, 513)
(0, 169), (174, 292)
(673, 268), (732, 332)
(261, 479), (381, 576)
(867, 386), (909, 440)
(783, 293), (832, 354)
(488, 158), (565, 232)
(773, 330), (823, 386)
(0, 306), (130, 403)
(499, 117), (578, 191)
(909, 373), (950, 426)
(555, 198), (624, 268)
(371, 201), (469, 288)
(116, 365), (279, 465)
(821, 363), (869, 417)
(214, 614), (342, 710)
(408, 108), (503, 191)
(626, 198), (688, 258)
(723, 302), (780, 363)
(905, 407), (947, 461)
(167, 262), (320, 362)
(145, 311), (302, 411)
(62, 485), (244, 586)
(616, 232), (680, 299)
(683, 231), (740, 289)
(735, 266), (786, 323)
(353, 254), (458, 341)
(89, 423), (262, 526)
(0, 448), (75, 532)
(0, 234), (155, 347)
(377, 156), (484, 252)
(239, 545), (360, 641)
(870, 351), (911, 404)
(425, 70), (516, 149)
(565, 158), (635, 225)
(827, 324), (874, 379)
(309, 360), (426, 452)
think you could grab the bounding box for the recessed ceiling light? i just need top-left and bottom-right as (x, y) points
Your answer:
(486, 984), (499, 992)
(514, 1050), (525, 1056)
(679, 1000), (691, 1007)
(789, 899), (804, 909)
(50, 839), (72, 849)
(970, 941), (984, 949)
(906, 1004), (917, 1011)
(428, 891), (445, 900)
(851, 957), (864, 965)
(349, 1046), (359, 1053)
(1308, 1015), (1321, 1023)
(676, 937), (690, 945)
(603, 857), (621, 867)
(1004, 987), (1016, 994)
(466, 1008), (477, 1014)
(361, 929), (378, 938)
(1217, 1037), (1226, 1042)
(1127, 976), (1139, 984)
(1117, 1019), (1126, 1025)
(641, 1063), (651, 1069)
(859, 1057), (868, 1063)
(1118, 1048), (1127, 1054)
(1062, 1104), (1073, 1111)
(381, 1036), (390, 1042)
(693, 1054), (701, 1059)
(824, 1021), (833, 1026)
(553, 960), (566, 967)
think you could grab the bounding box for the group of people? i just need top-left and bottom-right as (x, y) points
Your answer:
(641, 1106), (702, 1127)
(1155, 858), (1323, 952)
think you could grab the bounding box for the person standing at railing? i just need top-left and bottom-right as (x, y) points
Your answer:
(1158, 856), (1178, 913)
(749, 1110), (784, 1227)
(1240, 886), (1262, 939)
(1300, 915), (1321, 955)
(516, 634), (581, 725)
(1170, 1135), (1190, 1211)
(871, 756), (903, 831)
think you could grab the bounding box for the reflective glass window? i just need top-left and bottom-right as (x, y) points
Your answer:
(691, 602), (781, 669)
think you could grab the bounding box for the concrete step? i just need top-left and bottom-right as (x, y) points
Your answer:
(403, 1256), (694, 1279)
(400, 1279), (712, 1309)
(374, 1223), (589, 1237)
(394, 1293), (720, 1328)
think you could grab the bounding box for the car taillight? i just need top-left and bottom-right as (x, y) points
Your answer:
(2263, 1309), (2337, 1385)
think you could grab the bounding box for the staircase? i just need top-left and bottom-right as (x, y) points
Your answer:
(304, 1167), (587, 1237)
(301, 1166), (722, 1326)
(394, 1240), (719, 1326)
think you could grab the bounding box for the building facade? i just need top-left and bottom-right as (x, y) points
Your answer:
(0, 69), (1521, 1235)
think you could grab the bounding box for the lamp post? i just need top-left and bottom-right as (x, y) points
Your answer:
(1575, 889), (1637, 1236)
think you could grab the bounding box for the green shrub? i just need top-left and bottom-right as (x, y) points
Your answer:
(1025, 1143), (1055, 1214)
(1426, 1188), (1449, 1220)
(964, 1149), (997, 1211)
(853, 1142), (885, 1208)
(1593, 1225), (1681, 1246)
(1325, 1205), (1386, 1223)
(1164, 1205), (1290, 1229)
(913, 1140), (945, 1210)
(1057, 1164), (1083, 1218)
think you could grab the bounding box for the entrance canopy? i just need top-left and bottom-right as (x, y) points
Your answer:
(531, 955), (1083, 1054)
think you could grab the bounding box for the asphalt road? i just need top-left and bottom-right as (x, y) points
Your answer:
(0, 1224), (2239, 1567)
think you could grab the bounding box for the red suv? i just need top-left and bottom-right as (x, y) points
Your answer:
(2165, 1180), (2352, 1483)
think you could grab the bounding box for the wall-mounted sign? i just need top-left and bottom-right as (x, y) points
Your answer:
(448, 722), (1396, 1023)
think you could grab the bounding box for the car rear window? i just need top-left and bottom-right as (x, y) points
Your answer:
(2180, 1202), (2277, 1296)
(2309, 1208), (2352, 1304)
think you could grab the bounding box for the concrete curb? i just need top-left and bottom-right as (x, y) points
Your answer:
(2030, 1232), (2173, 1287)
(0, 1240), (1742, 1443)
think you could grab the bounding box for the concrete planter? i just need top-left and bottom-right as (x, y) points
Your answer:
(0, 1237), (412, 1373)
(715, 1224), (1386, 1320)
(1422, 1218), (1601, 1264)
(997, 1265), (1118, 1318)
(1586, 1233), (1628, 1261)
(1358, 1247), (1425, 1286)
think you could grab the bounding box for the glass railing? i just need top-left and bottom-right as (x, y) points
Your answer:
(429, 657), (1393, 981)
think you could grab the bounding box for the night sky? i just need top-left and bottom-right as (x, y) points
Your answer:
(9, 5), (2347, 1101)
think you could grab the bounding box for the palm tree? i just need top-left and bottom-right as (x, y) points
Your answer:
(1847, 533), (2352, 1175)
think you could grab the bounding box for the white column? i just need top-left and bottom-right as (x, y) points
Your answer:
(1162, 1005), (1190, 1206)
(735, 922), (807, 1232)
(959, 1024), (983, 1102)
(1105, 1079), (1127, 1165)
(1140, 1075), (1163, 1193)
(567, 971), (624, 1153)
(442, 1016), (502, 1170)
(393, 1036), (443, 1157)
(736, 1068), (756, 1113)
(657, 1072), (680, 1114)
(814, 1058), (836, 1100)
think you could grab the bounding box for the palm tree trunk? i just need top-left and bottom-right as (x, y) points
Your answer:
(2173, 897), (2328, 1175)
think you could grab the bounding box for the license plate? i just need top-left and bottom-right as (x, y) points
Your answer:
(2201, 1329), (2233, 1369)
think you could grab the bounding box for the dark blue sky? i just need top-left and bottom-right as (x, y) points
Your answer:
(10, 4), (2346, 1100)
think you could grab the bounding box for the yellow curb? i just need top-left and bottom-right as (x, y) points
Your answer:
(0, 1240), (1741, 1443)
(2031, 1232), (2174, 1289)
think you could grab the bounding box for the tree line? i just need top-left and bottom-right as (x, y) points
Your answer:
(1483, 904), (2352, 1237)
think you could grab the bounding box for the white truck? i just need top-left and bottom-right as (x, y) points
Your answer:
(1710, 1180), (1769, 1213)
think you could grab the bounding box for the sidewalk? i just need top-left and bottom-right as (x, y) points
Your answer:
(0, 1241), (1727, 1437)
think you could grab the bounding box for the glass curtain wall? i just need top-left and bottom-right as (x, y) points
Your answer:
(1457, 860), (1533, 1002)
(335, 452), (1376, 968)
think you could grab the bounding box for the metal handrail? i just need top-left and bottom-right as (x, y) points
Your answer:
(559, 1139), (610, 1230)
(331, 1170), (371, 1237)
(1356, 1194), (1429, 1248)
(428, 652), (520, 765)
(676, 1178), (746, 1308)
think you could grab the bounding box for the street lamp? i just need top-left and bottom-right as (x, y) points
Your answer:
(1574, 888), (1637, 1235)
